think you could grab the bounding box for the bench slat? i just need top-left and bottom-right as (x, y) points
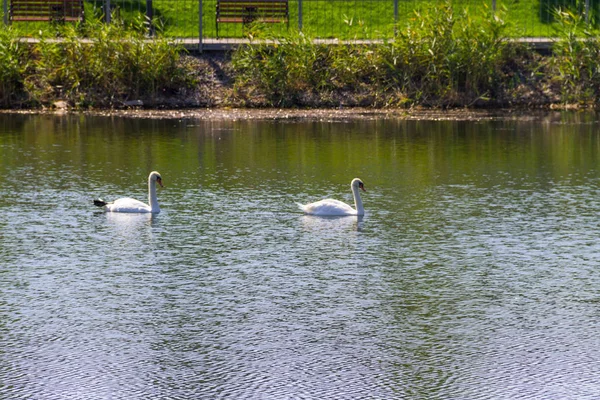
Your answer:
(216, 0), (288, 37)
(218, 18), (286, 23)
(11, 0), (82, 4)
(9, 0), (84, 22)
(218, 12), (287, 17)
(12, 16), (82, 20)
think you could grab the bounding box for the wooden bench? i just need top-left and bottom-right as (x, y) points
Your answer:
(216, 0), (288, 38)
(9, 0), (84, 23)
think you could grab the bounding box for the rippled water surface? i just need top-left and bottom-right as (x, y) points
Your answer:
(2, 112), (600, 399)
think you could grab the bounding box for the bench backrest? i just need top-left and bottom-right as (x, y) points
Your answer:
(217, 0), (288, 19)
(10, 0), (84, 22)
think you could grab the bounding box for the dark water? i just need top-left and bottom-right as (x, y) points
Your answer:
(1, 112), (600, 399)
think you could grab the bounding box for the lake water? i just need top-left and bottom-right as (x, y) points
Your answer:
(1, 111), (600, 399)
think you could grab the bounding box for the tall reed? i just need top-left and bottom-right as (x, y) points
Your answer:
(27, 16), (191, 107)
(381, 2), (516, 105)
(551, 9), (600, 103)
(231, 26), (333, 106)
(0, 26), (26, 106)
(231, 1), (521, 107)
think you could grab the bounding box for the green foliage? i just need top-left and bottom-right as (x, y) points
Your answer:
(380, 2), (516, 105)
(231, 26), (332, 106)
(26, 16), (189, 107)
(551, 9), (600, 103)
(232, 1), (520, 107)
(231, 20), (390, 106)
(0, 26), (27, 106)
(6, 1), (600, 108)
(327, 18), (384, 89)
(0, 16), (193, 108)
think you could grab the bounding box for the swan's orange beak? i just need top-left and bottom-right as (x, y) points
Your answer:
(359, 182), (366, 192)
(157, 177), (164, 187)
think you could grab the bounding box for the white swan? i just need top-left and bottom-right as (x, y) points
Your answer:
(298, 178), (366, 216)
(94, 171), (163, 213)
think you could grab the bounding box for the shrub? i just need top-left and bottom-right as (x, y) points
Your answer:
(551, 9), (600, 103)
(231, 2), (522, 107)
(0, 26), (27, 106)
(26, 16), (191, 107)
(231, 26), (332, 106)
(381, 1), (516, 106)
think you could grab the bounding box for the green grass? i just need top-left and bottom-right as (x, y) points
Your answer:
(2, 0), (600, 38)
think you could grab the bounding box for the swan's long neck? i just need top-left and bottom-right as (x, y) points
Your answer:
(352, 184), (364, 216)
(148, 177), (160, 213)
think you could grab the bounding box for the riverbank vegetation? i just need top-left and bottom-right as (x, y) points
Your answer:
(1, 3), (600, 109)
(0, 17), (193, 107)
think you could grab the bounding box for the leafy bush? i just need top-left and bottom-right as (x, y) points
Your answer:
(381, 2), (517, 105)
(0, 26), (27, 106)
(231, 2), (521, 107)
(551, 9), (600, 103)
(231, 26), (333, 106)
(32, 17), (187, 106)
(16, 16), (193, 107)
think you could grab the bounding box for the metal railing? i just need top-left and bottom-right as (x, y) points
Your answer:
(3, 0), (599, 47)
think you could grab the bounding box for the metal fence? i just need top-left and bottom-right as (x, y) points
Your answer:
(3, 0), (599, 46)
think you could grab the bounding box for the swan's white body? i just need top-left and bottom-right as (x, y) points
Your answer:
(94, 171), (163, 213)
(298, 178), (366, 216)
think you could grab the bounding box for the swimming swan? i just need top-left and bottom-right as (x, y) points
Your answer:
(298, 178), (366, 216)
(94, 171), (163, 213)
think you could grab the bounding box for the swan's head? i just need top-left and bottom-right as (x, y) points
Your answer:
(150, 171), (164, 187)
(352, 178), (366, 192)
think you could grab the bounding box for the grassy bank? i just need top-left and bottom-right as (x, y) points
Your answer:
(1, 4), (600, 109)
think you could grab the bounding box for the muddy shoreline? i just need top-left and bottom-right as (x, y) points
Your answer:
(2, 106), (587, 123)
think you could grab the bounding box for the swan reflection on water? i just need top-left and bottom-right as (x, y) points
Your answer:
(104, 211), (159, 238)
(299, 214), (364, 233)
(105, 211), (156, 225)
(99, 212), (162, 251)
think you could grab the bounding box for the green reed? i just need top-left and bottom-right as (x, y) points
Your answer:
(0, 16), (193, 108)
(231, 26), (330, 106)
(0, 26), (27, 106)
(5, 1), (600, 109)
(231, 1), (522, 107)
(551, 9), (600, 103)
(29, 16), (191, 107)
(383, 2), (518, 105)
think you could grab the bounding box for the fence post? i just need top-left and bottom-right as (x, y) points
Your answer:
(492, 0), (496, 12)
(3, 0), (8, 25)
(298, 0), (303, 30)
(585, 0), (590, 24)
(105, 0), (111, 23)
(147, 0), (155, 35)
(393, 0), (398, 36)
(199, 0), (203, 52)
